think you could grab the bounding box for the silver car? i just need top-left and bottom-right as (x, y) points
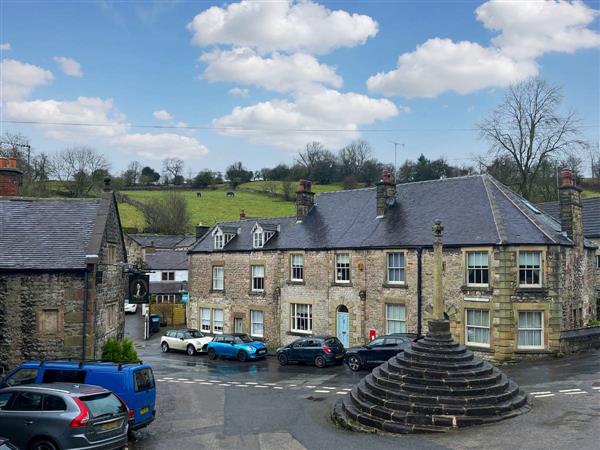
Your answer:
(0, 383), (128, 450)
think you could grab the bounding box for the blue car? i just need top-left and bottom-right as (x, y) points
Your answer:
(0, 360), (156, 433)
(207, 333), (268, 362)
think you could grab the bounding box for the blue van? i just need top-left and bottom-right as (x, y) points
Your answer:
(0, 360), (156, 432)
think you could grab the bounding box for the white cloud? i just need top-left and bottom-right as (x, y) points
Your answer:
(213, 88), (399, 150)
(153, 109), (174, 121)
(201, 48), (342, 92)
(0, 59), (54, 101)
(367, 38), (538, 98)
(3, 96), (128, 140)
(228, 87), (249, 97)
(476, 0), (600, 60)
(115, 133), (208, 160)
(53, 56), (83, 77)
(0, 43), (11, 51)
(187, 0), (378, 55)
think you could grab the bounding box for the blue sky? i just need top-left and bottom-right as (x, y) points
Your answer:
(1, 0), (599, 175)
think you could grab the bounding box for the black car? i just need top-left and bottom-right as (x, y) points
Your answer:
(344, 333), (417, 371)
(277, 336), (345, 368)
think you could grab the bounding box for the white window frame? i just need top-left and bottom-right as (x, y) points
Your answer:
(212, 308), (224, 334)
(386, 252), (406, 284)
(234, 317), (244, 334)
(212, 266), (224, 291)
(200, 308), (211, 333)
(519, 251), (542, 288)
(335, 253), (351, 283)
(214, 233), (224, 250)
(465, 308), (491, 348)
(517, 310), (544, 350)
(253, 231), (264, 249)
(250, 310), (264, 338)
(596, 255), (600, 269)
(466, 251), (489, 287)
(385, 304), (406, 334)
(290, 303), (312, 334)
(290, 254), (304, 282)
(251, 265), (265, 292)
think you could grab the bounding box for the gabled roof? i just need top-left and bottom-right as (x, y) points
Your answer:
(0, 193), (119, 270)
(128, 234), (195, 249)
(538, 197), (600, 238)
(144, 249), (188, 270)
(190, 175), (577, 254)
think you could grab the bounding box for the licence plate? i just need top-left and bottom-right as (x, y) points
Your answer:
(140, 406), (149, 415)
(257, 349), (266, 354)
(336, 354), (343, 359)
(101, 420), (119, 431)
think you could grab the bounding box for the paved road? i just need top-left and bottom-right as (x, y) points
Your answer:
(126, 314), (600, 450)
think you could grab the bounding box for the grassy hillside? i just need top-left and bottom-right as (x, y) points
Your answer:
(238, 180), (351, 194)
(118, 189), (295, 231)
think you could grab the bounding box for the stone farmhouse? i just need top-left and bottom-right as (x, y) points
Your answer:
(187, 170), (597, 361)
(0, 168), (128, 373)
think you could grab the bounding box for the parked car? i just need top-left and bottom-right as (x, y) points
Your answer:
(0, 360), (156, 433)
(161, 329), (213, 355)
(344, 333), (417, 371)
(124, 302), (138, 314)
(277, 336), (345, 368)
(0, 383), (128, 450)
(0, 437), (17, 450)
(207, 334), (268, 362)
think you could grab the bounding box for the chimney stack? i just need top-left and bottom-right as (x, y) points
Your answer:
(559, 168), (584, 248)
(0, 157), (23, 197)
(239, 208), (246, 219)
(196, 223), (210, 240)
(296, 179), (314, 221)
(103, 177), (113, 192)
(376, 169), (396, 217)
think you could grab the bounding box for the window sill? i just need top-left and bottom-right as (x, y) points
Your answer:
(514, 348), (550, 354)
(515, 287), (548, 296)
(331, 281), (353, 287)
(466, 344), (492, 352)
(209, 289), (225, 294)
(248, 290), (266, 297)
(382, 283), (408, 289)
(461, 285), (493, 294)
(287, 330), (313, 337)
(287, 280), (305, 286)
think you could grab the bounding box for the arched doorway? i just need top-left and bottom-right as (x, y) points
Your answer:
(337, 305), (349, 347)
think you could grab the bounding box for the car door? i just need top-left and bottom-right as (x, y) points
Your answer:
(164, 331), (175, 349)
(287, 339), (304, 362)
(0, 391), (43, 448)
(381, 338), (403, 360)
(0, 391), (25, 449)
(365, 338), (387, 365)
(174, 332), (186, 350)
(303, 339), (320, 362)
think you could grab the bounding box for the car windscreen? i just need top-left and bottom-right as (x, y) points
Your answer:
(42, 369), (86, 384)
(4, 368), (38, 386)
(184, 331), (204, 339)
(237, 335), (253, 343)
(325, 337), (341, 347)
(80, 393), (125, 418)
(133, 368), (155, 392)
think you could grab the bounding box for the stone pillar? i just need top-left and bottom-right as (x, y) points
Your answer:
(493, 248), (516, 361)
(432, 220), (444, 320)
(0, 157), (23, 197)
(559, 168), (583, 250)
(376, 169), (396, 218)
(295, 180), (314, 221)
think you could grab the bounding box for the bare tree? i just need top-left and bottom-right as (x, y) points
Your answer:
(123, 161), (142, 186)
(140, 191), (191, 234)
(339, 139), (372, 177)
(587, 141), (600, 179)
(478, 78), (585, 199)
(51, 146), (110, 197)
(162, 158), (184, 182)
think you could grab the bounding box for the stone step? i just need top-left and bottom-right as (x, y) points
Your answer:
(410, 342), (469, 355)
(403, 347), (474, 363)
(386, 359), (494, 379)
(392, 353), (484, 371)
(378, 363), (502, 388)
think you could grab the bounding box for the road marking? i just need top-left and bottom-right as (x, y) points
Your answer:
(342, 388), (352, 391)
(336, 392), (348, 395)
(157, 379), (165, 382)
(305, 385), (316, 388)
(591, 386), (600, 390)
(167, 380), (179, 383)
(209, 380), (220, 383)
(183, 381), (195, 384)
(177, 378), (189, 381)
(287, 384), (297, 387)
(534, 394), (555, 398)
(322, 386), (335, 389)
(530, 391), (551, 395)
(199, 382), (212, 385)
(314, 390), (330, 393)
(273, 386), (284, 390)
(255, 385), (269, 388)
(219, 384), (231, 387)
(163, 377), (174, 380)
(194, 379), (205, 382)
(563, 391), (587, 395)
(264, 383), (276, 386)
(235, 384), (249, 388)
(246, 382), (258, 385)
(559, 389), (583, 393)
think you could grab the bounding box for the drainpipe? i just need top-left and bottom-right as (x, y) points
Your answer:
(417, 247), (423, 338)
(83, 255), (99, 361)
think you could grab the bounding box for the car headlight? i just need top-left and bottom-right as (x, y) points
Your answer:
(246, 346), (256, 352)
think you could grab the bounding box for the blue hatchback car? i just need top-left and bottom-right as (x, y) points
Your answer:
(0, 360), (156, 432)
(207, 334), (268, 362)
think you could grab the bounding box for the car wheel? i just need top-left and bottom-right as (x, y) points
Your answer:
(314, 355), (326, 368)
(347, 355), (362, 371)
(237, 351), (248, 362)
(161, 342), (169, 353)
(208, 348), (218, 360)
(29, 439), (58, 450)
(186, 344), (197, 356)
(201, 344), (208, 353)
(277, 353), (288, 366)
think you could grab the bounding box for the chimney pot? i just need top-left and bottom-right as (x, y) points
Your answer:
(0, 158), (7, 168)
(103, 177), (112, 192)
(560, 168), (574, 187)
(376, 169), (396, 217)
(296, 179), (314, 221)
(8, 158), (17, 169)
(240, 208), (246, 219)
(382, 168), (391, 183)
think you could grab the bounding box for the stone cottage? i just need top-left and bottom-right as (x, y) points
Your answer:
(0, 174), (128, 373)
(187, 170), (597, 361)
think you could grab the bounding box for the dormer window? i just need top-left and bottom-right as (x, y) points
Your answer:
(212, 225), (238, 250)
(253, 231), (264, 249)
(251, 223), (277, 249)
(214, 234), (224, 249)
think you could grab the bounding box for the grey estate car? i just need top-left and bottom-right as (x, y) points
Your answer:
(0, 383), (128, 450)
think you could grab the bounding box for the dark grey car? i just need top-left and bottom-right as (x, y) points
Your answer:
(0, 383), (128, 450)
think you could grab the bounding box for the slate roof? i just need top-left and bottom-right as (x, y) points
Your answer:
(128, 234), (195, 249)
(144, 250), (188, 270)
(0, 197), (103, 270)
(538, 197), (600, 238)
(191, 175), (580, 254)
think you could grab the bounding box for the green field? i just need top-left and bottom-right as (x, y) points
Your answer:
(118, 189), (295, 231)
(238, 180), (350, 194)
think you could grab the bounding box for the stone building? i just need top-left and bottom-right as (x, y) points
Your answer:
(0, 176), (128, 373)
(187, 171), (597, 361)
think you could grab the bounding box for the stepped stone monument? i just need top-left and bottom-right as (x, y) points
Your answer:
(332, 220), (530, 433)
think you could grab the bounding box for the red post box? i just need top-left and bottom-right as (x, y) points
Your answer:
(369, 328), (377, 341)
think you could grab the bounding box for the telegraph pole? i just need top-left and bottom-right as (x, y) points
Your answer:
(389, 141), (404, 182)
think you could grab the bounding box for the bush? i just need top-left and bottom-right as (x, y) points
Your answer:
(101, 338), (139, 363)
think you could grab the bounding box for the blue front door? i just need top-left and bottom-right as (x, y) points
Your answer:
(337, 311), (349, 347)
